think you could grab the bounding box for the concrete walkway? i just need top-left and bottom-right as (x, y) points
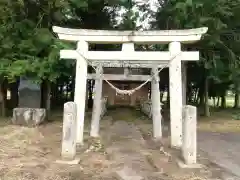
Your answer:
(198, 131), (240, 178)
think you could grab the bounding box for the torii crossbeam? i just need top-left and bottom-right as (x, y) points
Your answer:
(53, 26), (208, 147)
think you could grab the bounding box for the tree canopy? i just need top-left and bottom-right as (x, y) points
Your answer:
(0, 0), (239, 115)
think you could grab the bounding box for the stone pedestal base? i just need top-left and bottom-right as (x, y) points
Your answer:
(55, 159), (80, 165)
(12, 108), (46, 127)
(115, 166), (144, 180)
(177, 159), (204, 169)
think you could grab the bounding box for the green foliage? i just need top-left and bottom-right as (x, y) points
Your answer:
(1, 0), (240, 107)
(152, 0), (240, 96)
(0, 0), (131, 84)
(232, 112), (240, 120)
(0, 0), (78, 83)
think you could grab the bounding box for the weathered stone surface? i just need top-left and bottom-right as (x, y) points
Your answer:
(18, 78), (41, 108)
(198, 131), (240, 178)
(221, 172), (240, 180)
(61, 102), (77, 160)
(139, 100), (165, 134)
(169, 41), (183, 148)
(151, 67), (162, 139)
(90, 65), (103, 137)
(53, 26), (208, 43)
(75, 41), (88, 145)
(182, 105), (197, 165)
(54, 25), (207, 151)
(116, 166), (143, 180)
(140, 100), (152, 118)
(106, 121), (154, 176)
(101, 97), (107, 117)
(12, 108), (46, 127)
(90, 64), (106, 137)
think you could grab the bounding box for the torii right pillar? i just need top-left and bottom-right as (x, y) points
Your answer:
(169, 41), (183, 148)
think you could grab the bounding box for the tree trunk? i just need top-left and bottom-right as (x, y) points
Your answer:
(199, 89), (204, 107)
(160, 91), (164, 102)
(234, 82), (240, 108)
(166, 87), (170, 107)
(70, 75), (75, 101)
(213, 97), (216, 107)
(234, 93), (239, 108)
(59, 83), (64, 105)
(0, 79), (7, 117)
(88, 80), (94, 109)
(9, 79), (19, 109)
(194, 88), (199, 104)
(148, 84), (152, 99)
(182, 62), (187, 105)
(204, 77), (210, 117)
(51, 83), (58, 109)
(217, 96), (220, 107)
(45, 80), (51, 119)
(187, 87), (192, 103)
(221, 94), (226, 108)
(41, 80), (51, 119)
(66, 81), (70, 102)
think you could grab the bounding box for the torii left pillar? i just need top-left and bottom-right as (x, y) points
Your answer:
(75, 41), (88, 145)
(151, 67), (162, 139)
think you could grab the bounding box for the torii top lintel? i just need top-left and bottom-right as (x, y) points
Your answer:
(52, 26), (208, 44)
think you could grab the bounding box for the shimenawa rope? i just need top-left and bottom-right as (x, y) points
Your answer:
(76, 51), (181, 95)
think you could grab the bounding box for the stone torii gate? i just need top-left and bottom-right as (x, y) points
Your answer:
(53, 26), (208, 148)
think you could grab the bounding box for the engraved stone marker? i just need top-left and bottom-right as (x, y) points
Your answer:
(60, 102), (78, 162)
(178, 105), (202, 168)
(182, 105), (197, 165)
(18, 77), (41, 108)
(12, 77), (46, 127)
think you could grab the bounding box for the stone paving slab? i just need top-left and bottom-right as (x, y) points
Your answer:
(105, 121), (155, 179)
(198, 131), (240, 178)
(116, 166), (144, 180)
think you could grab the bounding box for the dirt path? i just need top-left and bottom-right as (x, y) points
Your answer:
(104, 120), (155, 179)
(198, 131), (240, 179)
(0, 108), (237, 180)
(104, 108), (227, 180)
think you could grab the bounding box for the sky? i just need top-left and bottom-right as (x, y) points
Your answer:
(134, 0), (159, 12)
(135, 0), (159, 29)
(116, 0), (160, 29)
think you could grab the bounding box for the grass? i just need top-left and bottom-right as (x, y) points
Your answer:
(198, 108), (240, 132)
(0, 107), (238, 179)
(0, 113), (113, 180)
(208, 96), (235, 107)
(101, 104), (240, 132)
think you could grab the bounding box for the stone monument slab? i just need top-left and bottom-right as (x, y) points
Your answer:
(12, 78), (46, 127)
(178, 105), (203, 168)
(18, 78), (41, 108)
